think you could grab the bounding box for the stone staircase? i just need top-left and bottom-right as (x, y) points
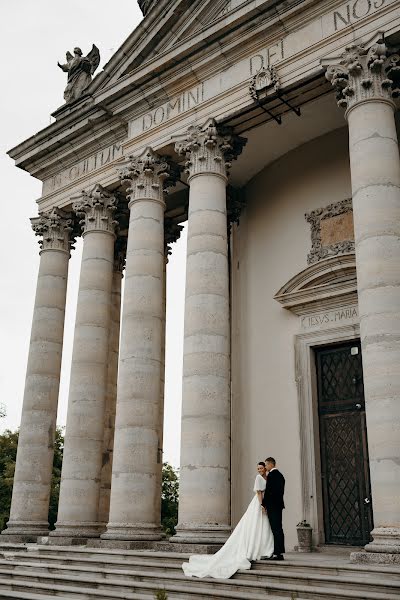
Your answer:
(0, 544), (399, 599)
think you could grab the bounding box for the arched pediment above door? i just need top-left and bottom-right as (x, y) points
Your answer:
(274, 253), (357, 316)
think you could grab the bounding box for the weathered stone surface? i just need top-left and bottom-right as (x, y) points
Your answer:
(1, 210), (73, 540)
(327, 42), (400, 555)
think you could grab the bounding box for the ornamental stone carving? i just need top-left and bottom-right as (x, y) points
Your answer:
(249, 65), (280, 101)
(175, 119), (246, 181)
(73, 184), (118, 235)
(119, 147), (179, 207)
(325, 42), (400, 112)
(113, 236), (127, 273)
(31, 207), (74, 253)
(164, 218), (184, 259)
(305, 198), (355, 265)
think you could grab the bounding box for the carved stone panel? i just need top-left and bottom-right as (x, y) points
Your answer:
(305, 198), (355, 265)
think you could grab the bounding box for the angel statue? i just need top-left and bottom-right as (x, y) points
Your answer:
(58, 45), (100, 104)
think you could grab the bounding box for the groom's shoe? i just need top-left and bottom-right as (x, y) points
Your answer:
(272, 555), (284, 561)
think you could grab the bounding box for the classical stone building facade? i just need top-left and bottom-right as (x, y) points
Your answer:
(3, 0), (400, 563)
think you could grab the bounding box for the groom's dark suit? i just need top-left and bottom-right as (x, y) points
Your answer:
(262, 469), (285, 556)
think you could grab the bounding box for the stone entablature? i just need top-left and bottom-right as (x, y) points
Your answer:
(10, 0), (399, 210)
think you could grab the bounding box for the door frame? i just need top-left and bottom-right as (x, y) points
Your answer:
(294, 323), (360, 547)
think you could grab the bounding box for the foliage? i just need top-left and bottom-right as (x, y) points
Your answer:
(154, 590), (168, 600)
(161, 462), (179, 537)
(0, 429), (18, 532)
(0, 427), (64, 532)
(0, 404), (6, 419)
(48, 428), (64, 529)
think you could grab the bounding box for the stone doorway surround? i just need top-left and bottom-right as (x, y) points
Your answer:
(274, 252), (360, 548)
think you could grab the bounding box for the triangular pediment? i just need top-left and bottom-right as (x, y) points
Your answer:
(87, 0), (250, 98)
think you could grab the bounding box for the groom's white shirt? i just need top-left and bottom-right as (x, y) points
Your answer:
(269, 467), (277, 472)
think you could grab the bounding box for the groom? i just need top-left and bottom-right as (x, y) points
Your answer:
(262, 457), (285, 560)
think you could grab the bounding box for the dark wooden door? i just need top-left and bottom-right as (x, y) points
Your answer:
(316, 341), (373, 546)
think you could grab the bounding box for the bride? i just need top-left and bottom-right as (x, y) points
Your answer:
(182, 461), (274, 579)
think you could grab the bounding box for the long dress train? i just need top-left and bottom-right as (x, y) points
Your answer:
(182, 474), (274, 579)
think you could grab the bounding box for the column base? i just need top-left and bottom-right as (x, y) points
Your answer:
(364, 527), (400, 554)
(171, 524), (231, 545)
(101, 524), (164, 542)
(350, 552), (400, 565)
(49, 521), (103, 543)
(1, 521), (49, 542)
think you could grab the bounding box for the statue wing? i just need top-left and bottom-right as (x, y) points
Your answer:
(86, 44), (100, 75)
(66, 51), (73, 61)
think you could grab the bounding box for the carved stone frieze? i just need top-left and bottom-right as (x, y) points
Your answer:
(325, 42), (400, 112)
(305, 198), (355, 265)
(31, 207), (74, 254)
(73, 184), (118, 236)
(175, 119), (246, 181)
(119, 147), (179, 207)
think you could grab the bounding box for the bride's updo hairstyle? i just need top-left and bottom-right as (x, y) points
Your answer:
(258, 461), (266, 467)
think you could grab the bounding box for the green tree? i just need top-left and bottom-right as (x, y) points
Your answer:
(161, 462), (179, 537)
(0, 427), (64, 532)
(0, 429), (18, 532)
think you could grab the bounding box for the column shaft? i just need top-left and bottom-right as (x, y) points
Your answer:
(327, 42), (400, 556)
(103, 148), (176, 541)
(173, 120), (245, 543)
(52, 186), (117, 540)
(98, 267), (122, 527)
(1, 209), (72, 541)
(178, 173), (231, 542)
(348, 100), (400, 549)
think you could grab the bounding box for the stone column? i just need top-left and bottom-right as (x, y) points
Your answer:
(102, 148), (178, 542)
(1, 209), (73, 541)
(172, 119), (245, 544)
(51, 185), (117, 542)
(98, 240), (125, 528)
(326, 43), (400, 561)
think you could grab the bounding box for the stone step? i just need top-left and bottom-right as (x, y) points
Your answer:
(0, 576), (283, 599)
(0, 565), (398, 600)
(2, 545), (400, 582)
(0, 557), (399, 597)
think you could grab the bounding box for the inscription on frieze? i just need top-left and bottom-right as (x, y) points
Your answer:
(43, 142), (123, 195)
(129, 0), (392, 136)
(43, 0), (394, 195)
(301, 306), (358, 330)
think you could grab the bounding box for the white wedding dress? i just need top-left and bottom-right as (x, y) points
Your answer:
(182, 474), (274, 579)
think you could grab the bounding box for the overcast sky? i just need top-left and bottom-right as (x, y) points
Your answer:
(0, 0), (186, 467)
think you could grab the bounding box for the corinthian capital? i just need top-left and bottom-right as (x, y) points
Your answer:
(175, 119), (246, 181)
(73, 184), (118, 235)
(31, 207), (74, 254)
(118, 147), (179, 207)
(325, 42), (400, 113)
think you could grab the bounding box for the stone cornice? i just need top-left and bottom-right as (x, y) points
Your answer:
(6, 0), (296, 175)
(8, 0), (400, 181)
